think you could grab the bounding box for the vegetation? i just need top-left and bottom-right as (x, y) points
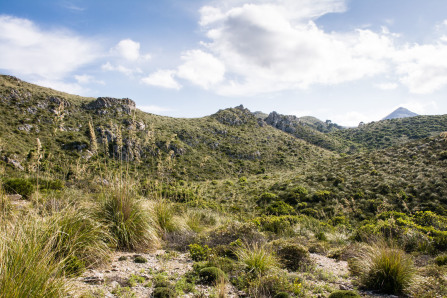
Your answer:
(1, 75), (447, 297)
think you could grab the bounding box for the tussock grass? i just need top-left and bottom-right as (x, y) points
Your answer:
(236, 242), (280, 276)
(97, 188), (159, 251)
(349, 241), (415, 295)
(46, 205), (113, 274)
(0, 218), (69, 297)
(150, 198), (185, 239)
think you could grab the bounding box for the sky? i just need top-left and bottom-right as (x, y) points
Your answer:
(1, 0), (447, 126)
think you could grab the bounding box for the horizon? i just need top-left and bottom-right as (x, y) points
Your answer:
(1, 0), (447, 126)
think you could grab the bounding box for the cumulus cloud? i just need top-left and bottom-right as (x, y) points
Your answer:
(74, 74), (105, 85)
(375, 82), (398, 90)
(138, 105), (173, 114)
(101, 61), (142, 77)
(0, 15), (99, 81)
(34, 80), (88, 95)
(112, 39), (151, 61)
(177, 50), (225, 89)
(393, 44), (447, 94)
(150, 0), (447, 96)
(141, 70), (181, 90)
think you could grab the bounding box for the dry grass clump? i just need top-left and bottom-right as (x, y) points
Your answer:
(97, 188), (159, 251)
(349, 241), (415, 295)
(235, 242), (280, 276)
(0, 218), (69, 297)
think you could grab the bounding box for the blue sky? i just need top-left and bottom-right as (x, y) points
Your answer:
(1, 0), (447, 126)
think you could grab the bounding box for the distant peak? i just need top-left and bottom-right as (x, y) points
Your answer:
(383, 107), (418, 120)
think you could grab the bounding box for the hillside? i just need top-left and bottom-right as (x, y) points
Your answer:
(0, 75), (333, 181)
(2, 75), (447, 298)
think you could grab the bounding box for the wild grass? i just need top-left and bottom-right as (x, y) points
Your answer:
(97, 187), (159, 251)
(150, 198), (184, 239)
(45, 205), (113, 274)
(235, 242), (280, 276)
(349, 241), (415, 295)
(0, 218), (69, 297)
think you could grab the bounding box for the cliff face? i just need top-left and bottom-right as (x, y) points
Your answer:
(84, 97), (136, 115)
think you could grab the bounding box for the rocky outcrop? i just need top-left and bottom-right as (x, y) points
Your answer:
(265, 111), (300, 134)
(212, 105), (258, 126)
(3, 156), (24, 171)
(84, 97), (136, 115)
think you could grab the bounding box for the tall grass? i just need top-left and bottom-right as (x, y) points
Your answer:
(97, 188), (159, 251)
(0, 219), (68, 297)
(150, 198), (183, 238)
(46, 205), (113, 275)
(235, 242), (280, 276)
(349, 241), (415, 295)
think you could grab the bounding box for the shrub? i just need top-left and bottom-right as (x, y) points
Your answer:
(236, 242), (280, 276)
(97, 190), (158, 251)
(248, 273), (292, 297)
(435, 254), (447, 266)
(266, 201), (295, 216)
(328, 290), (361, 298)
(134, 255), (147, 263)
(280, 186), (308, 205)
(152, 287), (176, 298)
(257, 192), (278, 206)
(349, 242), (415, 295)
(199, 267), (226, 285)
(272, 240), (311, 271)
(188, 243), (211, 262)
(274, 292), (290, 298)
(3, 178), (34, 198)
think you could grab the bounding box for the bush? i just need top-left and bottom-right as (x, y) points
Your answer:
(97, 190), (158, 251)
(328, 290), (360, 298)
(266, 201), (295, 216)
(435, 254), (447, 266)
(199, 266), (226, 285)
(257, 192), (278, 206)
(188, 243), (211, 262)
(273, 240), (311, 271)
(152, 287), (176, 298)
(274, 292), (290, 298)
(349, 242), (415, 295)
(3, 178), (34, 198)
(134, 255), (147, 263)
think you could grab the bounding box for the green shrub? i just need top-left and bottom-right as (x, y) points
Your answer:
(188, 243), (211, 262)
(97, 190), (158, 251)
(134, 255), (147, 263)
(349, 242), (415, 295)
(435, 254), (447, 266)
(152, 287), (176, 298)
(266, 201), (295, 216)
(280, 186), (308, 205)
(257, 192), (278, 206)
(3, 178), (34, 198)
(248, 273), (292, 297)
(273, 240), (311, 271)
(274, 293), (290, 298)
(328, 290), (361, 298)
(199, 266), (226, 285)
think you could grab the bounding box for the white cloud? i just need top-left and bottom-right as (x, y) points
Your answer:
(177, 50), (225, 89)
(141, 70), (181, 90)
(393, 100), (438, 115)
(375, 82), (398, 90)
(112, 39), (151, 61)
(332, 111), (381, 127)
(393, 44), (447, 94)
(74, 74), (105, 85)
(101, 62), (142, 77)
(0, 15), (99, 80)
(138, 105), (173, 114)
(34, 79), (88, 95)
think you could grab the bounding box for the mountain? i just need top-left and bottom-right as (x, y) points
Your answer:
(383, 107), (418, 120)
(0, 75), (333, 180)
